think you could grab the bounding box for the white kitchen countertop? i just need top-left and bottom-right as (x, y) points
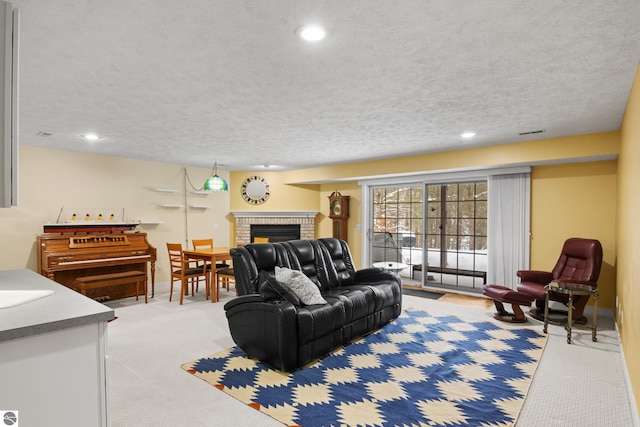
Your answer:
(0, 269), (115, 342)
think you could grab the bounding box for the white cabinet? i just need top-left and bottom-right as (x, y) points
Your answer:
(0, 269), (114, 427)
(0, 322), (110, 426)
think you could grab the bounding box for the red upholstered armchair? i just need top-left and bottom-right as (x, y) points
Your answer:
(517, 238), (603, 322)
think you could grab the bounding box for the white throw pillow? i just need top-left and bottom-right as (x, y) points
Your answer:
(275, 266), (327, 306)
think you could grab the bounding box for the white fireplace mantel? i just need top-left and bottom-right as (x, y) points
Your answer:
(231, 210), (320, 218)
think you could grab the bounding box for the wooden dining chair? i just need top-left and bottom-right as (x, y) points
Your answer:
(216, 266), (236, 296)
(192, 238), (229, 270)
(193, 238), (231, 301)
(166, 243), (209, 304)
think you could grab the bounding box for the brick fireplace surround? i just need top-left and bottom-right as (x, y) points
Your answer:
(231, 211), (319, 246)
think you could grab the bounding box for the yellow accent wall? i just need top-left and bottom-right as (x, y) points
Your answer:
(280, 131), (619, 184)
(228, 171), (321, 245)
(229, 136), (620, 301)
(318, 182), (364, 262)
(530, 161), (617, 309)
(618, 62), (640, 414)
(318, 161), (619, 299)
(229, 171), (320, 211)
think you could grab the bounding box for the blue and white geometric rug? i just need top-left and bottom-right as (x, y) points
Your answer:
(182, 309), (547, 427)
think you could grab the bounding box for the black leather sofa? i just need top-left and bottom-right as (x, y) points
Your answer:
(225, 238), (402, 371)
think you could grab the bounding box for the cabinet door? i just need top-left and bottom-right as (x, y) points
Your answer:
(0, 322), (109, 427)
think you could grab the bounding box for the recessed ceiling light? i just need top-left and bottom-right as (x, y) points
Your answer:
(251, 164), (281, 170)
(82, 133), (100, 141)
(296, 24), (328, 42)
(460, 132), (476, 138)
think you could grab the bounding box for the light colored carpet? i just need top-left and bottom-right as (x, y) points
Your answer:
(105, 282), (637, 426)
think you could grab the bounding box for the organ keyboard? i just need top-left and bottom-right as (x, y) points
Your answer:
(37, 232), (156, 300)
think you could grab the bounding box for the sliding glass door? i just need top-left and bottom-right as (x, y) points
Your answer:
(371, 186), (423, 277)
(424, 182), (487, 290)
(369, 181), (488, 292)
(363, 168), (529, 292)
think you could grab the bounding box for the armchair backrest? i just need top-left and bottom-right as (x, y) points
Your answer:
(552, 238), (603, 283)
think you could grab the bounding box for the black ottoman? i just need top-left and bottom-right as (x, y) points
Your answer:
(483, 284), (536, 323)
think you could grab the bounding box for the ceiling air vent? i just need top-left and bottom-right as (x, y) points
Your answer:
(36, 131), (53, 137)
(518, 129), (545, 136)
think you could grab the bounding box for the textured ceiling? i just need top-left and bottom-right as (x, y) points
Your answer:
(10, 0), (640, 171)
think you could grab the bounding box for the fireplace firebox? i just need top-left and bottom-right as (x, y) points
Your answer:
(250, 224), (301, 243)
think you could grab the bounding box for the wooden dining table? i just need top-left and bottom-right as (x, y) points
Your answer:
(182, 246), (232, 303)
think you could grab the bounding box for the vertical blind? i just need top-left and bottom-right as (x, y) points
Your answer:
(487, 173), (531, 288)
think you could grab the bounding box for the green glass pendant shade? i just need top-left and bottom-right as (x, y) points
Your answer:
(204, 175), (228, 191)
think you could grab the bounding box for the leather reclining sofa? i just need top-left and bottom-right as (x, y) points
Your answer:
(226, 238), (402, 371)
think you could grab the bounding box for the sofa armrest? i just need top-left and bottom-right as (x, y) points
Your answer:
(223, 294), (268, 311)
(224, 297), (299, 371)
(516, 270), (553, 284)
(354, 267), (400, 285)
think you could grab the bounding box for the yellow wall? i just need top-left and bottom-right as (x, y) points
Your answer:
(318, 182), (364, 264)
(530, 161), (617, 308)
(229, 171), (320, 212)
(229, 136), (620, 306)
(618, 62), (640, 412)
(320, 162), (618, 301)
(228, 171), (321, 245)
(0, 146), (230, 283)
(226, 173), (364, 263)
(280, 131), (619, 183)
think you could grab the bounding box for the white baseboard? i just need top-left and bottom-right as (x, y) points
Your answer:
(615, 319), (640, 426)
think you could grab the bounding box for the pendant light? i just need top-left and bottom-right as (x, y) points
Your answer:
(203, 162), (228, 192)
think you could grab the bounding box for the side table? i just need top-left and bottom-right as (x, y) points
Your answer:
(373, 262), (409, 273)
(543, 281), (599, 344)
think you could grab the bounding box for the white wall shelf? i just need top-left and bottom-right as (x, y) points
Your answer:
(139, 220), (165, 225)
(188, 204), (211, 209)
(152, 188), (177, 193)
(159, 204), (184, 208)
(190, 191), (211, 195)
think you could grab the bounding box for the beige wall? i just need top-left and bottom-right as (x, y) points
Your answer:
(618, 62), (640, 413)
(0, 146), (230, 283)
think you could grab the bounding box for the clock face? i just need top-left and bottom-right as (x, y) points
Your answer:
(331, 200), (341, 216)
(241, 176), (270, 204)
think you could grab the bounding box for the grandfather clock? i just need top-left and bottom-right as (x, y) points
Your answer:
(328, 191), (350, 242)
